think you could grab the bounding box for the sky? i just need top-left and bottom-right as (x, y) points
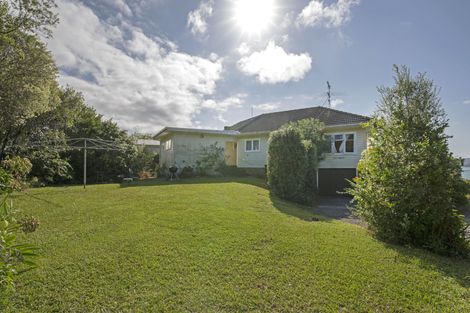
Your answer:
(46, 0), (470, 157)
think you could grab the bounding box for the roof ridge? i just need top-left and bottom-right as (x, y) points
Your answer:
(229, 105), (369, 130)
(315, 106), (370, 120)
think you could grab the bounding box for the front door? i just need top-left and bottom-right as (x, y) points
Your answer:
(224, 142), (237, 166)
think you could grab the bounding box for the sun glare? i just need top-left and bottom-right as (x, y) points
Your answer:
(234, 0), (276, 35)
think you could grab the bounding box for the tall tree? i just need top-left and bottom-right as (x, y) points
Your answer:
(0, 0), (59, 159)
(348, 66), (469, 256)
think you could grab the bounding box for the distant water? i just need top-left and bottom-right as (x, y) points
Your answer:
(463, 167), (470, 180)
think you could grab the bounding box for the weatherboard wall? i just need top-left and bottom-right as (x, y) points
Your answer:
(319, 126), (368, 169)
(163, 132), (235, 168)
(236, 135), (270, 168)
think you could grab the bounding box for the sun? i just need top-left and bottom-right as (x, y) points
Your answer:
(233, 0), (276, 35)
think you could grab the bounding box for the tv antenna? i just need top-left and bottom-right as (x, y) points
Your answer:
(327, 81), (331, 108)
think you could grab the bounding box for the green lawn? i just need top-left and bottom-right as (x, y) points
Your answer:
(6, 177), (470, 312)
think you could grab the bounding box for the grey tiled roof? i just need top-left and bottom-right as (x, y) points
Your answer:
(225, 106), (370, 133)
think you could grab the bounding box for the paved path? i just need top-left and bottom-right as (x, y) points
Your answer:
(315, 197), (470, 237)
(314, 196), (364, 226)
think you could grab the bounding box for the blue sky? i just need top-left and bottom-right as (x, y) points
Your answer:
(47, 0), (470, 156)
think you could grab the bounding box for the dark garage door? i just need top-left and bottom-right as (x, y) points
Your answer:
(318, 168), (357, 196)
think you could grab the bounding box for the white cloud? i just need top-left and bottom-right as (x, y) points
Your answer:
(201, 94), (246, 122)
(48, 0), (223, 132)
(463, 99), (470, 105)
(187, 0), (214, 35)
(237, 41), (312, 84)
(280, 12), (294, 29)
(253, 102), (279, 111)
(237, 42), (250, 55)
(296, 0), (360, 28)
(101, 0), (133, 16)
(330, 98), (345, 108)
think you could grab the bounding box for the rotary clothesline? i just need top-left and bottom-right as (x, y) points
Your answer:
(6, 138), (133, 188)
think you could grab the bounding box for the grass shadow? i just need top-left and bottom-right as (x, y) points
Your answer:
(119, 176), (268, 189)
(269, 195), (332, 222)
(383, 241), (470, 289)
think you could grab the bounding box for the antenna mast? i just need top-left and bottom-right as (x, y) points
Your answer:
(327, 81), (331, 108)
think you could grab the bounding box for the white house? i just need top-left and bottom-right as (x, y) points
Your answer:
(155, 106), (369, 195)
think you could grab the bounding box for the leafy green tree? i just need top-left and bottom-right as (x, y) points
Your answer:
(63, 100), (137, 183)
(10, 87), (85, 184)
(0, 0), (58, 39)
(0, 0), (59, 160)
(267, 127), (308, 203)
(267, 119), (328, 204)
(284, 119), (328, 196)
(348, 66), (469, 256)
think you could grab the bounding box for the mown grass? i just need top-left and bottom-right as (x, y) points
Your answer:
(6, 177), (470, 312)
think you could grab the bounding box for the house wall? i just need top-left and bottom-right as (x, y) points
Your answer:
(160, 132), (236, 168)
(159, 134), (175, 166)
(319, 126), (368, 169)
(234, 126), (367, 169)
(159, 125), (367, 170)
(236, 135), (269, 168)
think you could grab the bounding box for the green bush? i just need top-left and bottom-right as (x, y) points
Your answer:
(267, 128), (307, 203)
(180, 166), (195, 178)
(347, 66), (469, 257)
(195, 142), (225, 176)
(0, 166), (38, 305)
(267, 119), (327, 204)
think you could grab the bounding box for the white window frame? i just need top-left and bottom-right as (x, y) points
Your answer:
(164, 139), (173, 151)
(325, 132), (356, 154)
(245, 139), (260, 152)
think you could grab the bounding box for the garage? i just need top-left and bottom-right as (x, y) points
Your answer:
(318, 168), (357, 196)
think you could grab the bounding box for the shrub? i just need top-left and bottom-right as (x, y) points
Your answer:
(267, 119), (327, 204)
(1, 156), (32, 191)
(347, 66), (469, 257)
(195, 142), (225, 176)
(267, 128), (307, 203)
(285, 118), (329, 197)
(180, 166), (194, 178)
(19, 216), (40, 233)
(0, 167), (38, 305)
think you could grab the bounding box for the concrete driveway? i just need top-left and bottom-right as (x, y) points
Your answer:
(314, 196), (364, 226)
(315, 197), (470, 236)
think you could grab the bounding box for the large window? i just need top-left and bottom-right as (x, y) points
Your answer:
(325, 133), (354, 154)
(245, 139), (260, 152)
(164, 139), (173, 151)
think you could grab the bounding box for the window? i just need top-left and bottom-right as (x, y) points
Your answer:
(165, 139), (173, 151)
(325, 133), (355, 154)
(245, 139), (260, 152)
(334, 134), (344, 153)
(345, 134), (354, 153)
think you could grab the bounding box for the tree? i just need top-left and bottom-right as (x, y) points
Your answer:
(63, 100), (137, 183)
(8, 87), (85, 184)
(348, 66), (469, 256)
(0, 0), (58, 39)
(267, 119), (328, 204)
(267, 127), (308, 203)
(284, 118), (329, 197)
(0, 0), (59, 159)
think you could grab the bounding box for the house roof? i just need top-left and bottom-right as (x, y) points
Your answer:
(155, 127), (239, 139)
(225, 106), (370, 133)
(136, 139), (160, 146)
